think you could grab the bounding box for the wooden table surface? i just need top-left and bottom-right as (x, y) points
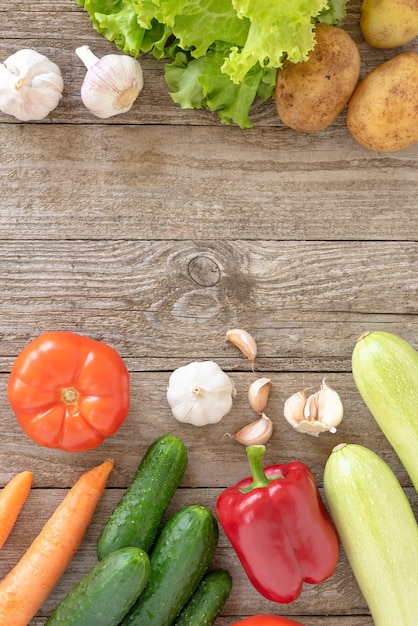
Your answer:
(1, 1), (417, 624)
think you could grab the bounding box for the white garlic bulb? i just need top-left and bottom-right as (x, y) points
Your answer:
(75, 46), (143, 119)
(167, 360), (236, 426)
(0, 49), (64, 121)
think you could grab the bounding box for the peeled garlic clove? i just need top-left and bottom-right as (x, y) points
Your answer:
(284, 389), (307, 428)
(248, 377), (272, 413)
(225, 329), (257, 363)
(230, 413), (273, 446)
(167, 360), (236, 427)
(316, 379), (344, 430)
(304, 391), (318, 421)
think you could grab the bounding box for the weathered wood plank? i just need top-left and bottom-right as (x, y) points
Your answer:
(2, 241), (418, 310)
(1, 124), (417, 241)
(0, 241), (418, 373)
(1, 315), (418, 374)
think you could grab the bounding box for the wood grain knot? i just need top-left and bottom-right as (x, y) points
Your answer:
(188, 255), (221, 287)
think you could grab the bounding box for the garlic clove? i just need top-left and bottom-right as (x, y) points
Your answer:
(225, 328), (257, 364)
(316, 379), (344, 429)
(167, 360), (236, 427)
(284, 380), (343, 436)
(229, 413), (273, 446)
(75, 45), (144, 119)
(283, 389), (307, 428)
(304, 391), (318, 421)
(0, 49), (64, 121)
(248, 377), (272, 413)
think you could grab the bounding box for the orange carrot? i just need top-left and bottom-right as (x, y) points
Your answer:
(0, 459), (113, 626)
(0, 471), (33, 550)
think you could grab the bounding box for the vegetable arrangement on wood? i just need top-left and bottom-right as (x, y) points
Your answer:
(74, 0), (348, 129)
(0, 460), (113, 626)
(70, 0), (417, 151)
(0, 437), (232, 626)
(1, 1), (417, 151)
(2, 324), (418, 624)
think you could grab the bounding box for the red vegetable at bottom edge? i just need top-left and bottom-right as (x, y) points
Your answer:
(232, 616), (304, 626)
(216, 445), (339, 604)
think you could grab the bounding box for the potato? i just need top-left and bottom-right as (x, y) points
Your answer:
(274, 24), (361, 133)
(360, 0), (418, 49)
(346, 52), (418, 152)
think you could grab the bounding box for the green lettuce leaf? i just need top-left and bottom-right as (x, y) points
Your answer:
(78, 0), (146, 55)
(222, 0), (329, 83)
(165, 45), (268, 128)
(318, 0), (348, 24)
(160, 0), (250, 57)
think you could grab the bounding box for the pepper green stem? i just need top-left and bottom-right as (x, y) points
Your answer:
(240, 445), (271, 493)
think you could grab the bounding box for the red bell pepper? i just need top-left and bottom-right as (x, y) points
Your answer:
(216, 445), (339, 604)
(232, 617), (304, 626)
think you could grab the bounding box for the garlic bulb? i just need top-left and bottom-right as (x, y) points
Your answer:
(0, 49), (63, 121)
(167, 360), (236, 426)
(75, 46), (143, 118)
(284, 379), (344, 437)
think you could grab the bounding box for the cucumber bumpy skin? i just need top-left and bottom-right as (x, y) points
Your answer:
(324, 443), (418, 626)
(120, 505), (219, 626)
(97, 434), (188, 559)
(352, 330), (418, 491)
(173, 569), (232, 626)
(45, 547), (150, 626)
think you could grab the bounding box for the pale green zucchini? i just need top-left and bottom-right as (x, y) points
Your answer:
(352, 330), (418, 491)
(324, 443), (418, 626)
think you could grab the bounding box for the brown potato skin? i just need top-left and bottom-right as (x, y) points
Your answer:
(274, 24), (361, 133)
(346, 51), (418, 152)
(360, 0), (418, 49)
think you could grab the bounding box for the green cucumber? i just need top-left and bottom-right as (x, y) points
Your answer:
(173, 569), (232, 626)
(45, 547), (150, 626)
(352, 330), (418, 491)
(97, 434), (188, 559)
(324, 443), (418, 626)
(120, 504), (219, 626)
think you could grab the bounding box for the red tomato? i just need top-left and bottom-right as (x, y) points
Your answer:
(232, 617), (305, 626)
(7, 331), (130, 452)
